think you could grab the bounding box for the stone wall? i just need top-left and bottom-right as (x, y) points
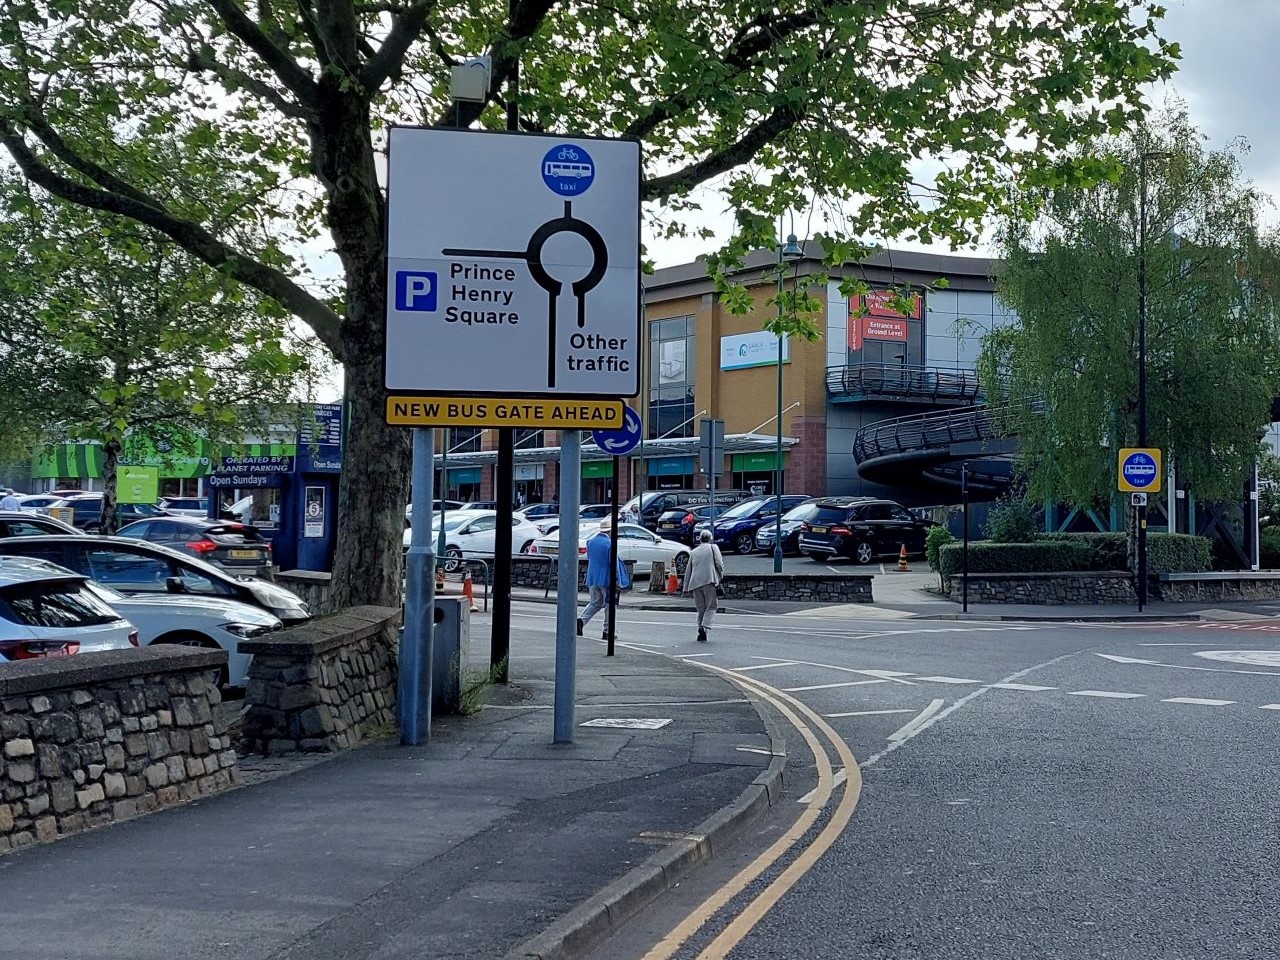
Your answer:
(1153, 574), (1280, 603)
(0, 646), (235, 855)
(945, 572), (1135, 605)
(276, 569), (335, 616)
(239, 605), (400, 755)
(646, 564), (873, 602)
(466, 556), (636, 592)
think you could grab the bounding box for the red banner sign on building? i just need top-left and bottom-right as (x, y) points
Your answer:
(860, 289), (923, 320)
(862, 316), (909, 341)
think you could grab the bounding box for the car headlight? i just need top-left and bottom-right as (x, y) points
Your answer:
(221, 622), (269, 638)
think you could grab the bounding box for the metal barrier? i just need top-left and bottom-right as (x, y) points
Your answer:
(852, 399), (1038, 464)
(826, 363), (988, 405)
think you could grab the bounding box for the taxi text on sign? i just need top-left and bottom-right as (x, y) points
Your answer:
(1117, 447), (1163, 494)
(384, 128), (641, 401)
(386, 396), (624, 429)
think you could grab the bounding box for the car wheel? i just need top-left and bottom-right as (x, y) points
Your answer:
(519, 540), (534, 554)
(734, 532), (755, 555)
(442, 546), (464, 572)
(152, 632), (228, 687)
(854, 541), (874, 564)
(675, 552), (689, 575)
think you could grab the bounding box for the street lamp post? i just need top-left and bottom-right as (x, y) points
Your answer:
(774, 231), (804, 574)
(1137, 150), (1170, 612)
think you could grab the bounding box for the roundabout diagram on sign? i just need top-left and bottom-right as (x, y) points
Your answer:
(1194, 650), (1280, 668)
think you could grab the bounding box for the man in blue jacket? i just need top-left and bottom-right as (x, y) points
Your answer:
(577, 519), (630, 638)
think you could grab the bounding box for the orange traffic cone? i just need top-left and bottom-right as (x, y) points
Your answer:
(896, 544), (910, 572)
(436, 562), (445, 589)
(666, 563), (680, 594)
(462, 571), (479, 613)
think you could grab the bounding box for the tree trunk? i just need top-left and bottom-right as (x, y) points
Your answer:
(101, 438), (120, 535)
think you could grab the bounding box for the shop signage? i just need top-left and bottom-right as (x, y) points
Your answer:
(720, 331), (790, 370)
(386, 395), (623, 428)
(848, 315), (909, 350)
(384, 127), (640, 401)
(117, 465), (159, 505)
(221, 456), (294, 474)
(298, 404), (342, 447)
(206, 473), (284, 489)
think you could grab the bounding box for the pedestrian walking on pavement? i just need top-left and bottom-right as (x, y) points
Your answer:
(577, 520), (631, 638)
(684, 529), (724, 642)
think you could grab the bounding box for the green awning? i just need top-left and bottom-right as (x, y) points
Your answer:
(731, 451), (785, 472)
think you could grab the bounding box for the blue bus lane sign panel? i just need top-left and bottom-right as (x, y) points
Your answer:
(384, 128), (640, 400)
(1118, 447), (1162, 493)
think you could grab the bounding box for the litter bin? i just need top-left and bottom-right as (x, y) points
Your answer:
(433, 597), (471, 715)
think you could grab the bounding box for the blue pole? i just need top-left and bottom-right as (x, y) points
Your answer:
(554, 430), (582, 743)
(400, 427), (436, 745)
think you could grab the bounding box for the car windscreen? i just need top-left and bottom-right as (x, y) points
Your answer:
(783, 503), (819, 522)
(718, 499), (764, 520)
(809, 505), (853, 525)
(0, 580), (121, 627)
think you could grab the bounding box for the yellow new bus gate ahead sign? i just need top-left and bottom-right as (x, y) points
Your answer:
(386, 396), (624, 429)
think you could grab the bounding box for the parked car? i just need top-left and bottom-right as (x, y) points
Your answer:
(754, 501), (823, 556)
(527, 503), (613, 537)
(0, 555), (279, 686)
(460, 500), (499, 511)
(0, 536), (309, 623)
(516, 502), (559, 521)
(116, 516), (272, 577)
(0, 510), (82, 539)
(654, 503), (723, 545)
(695, 495), (813, 555)
(0, 556), (137, 661)
(798, 498), (935, 564)
(406, 500), (466, 522)
(402, 510), (542, 570)
(620, 490), (750, 530)
(157, 497), (209, 518)
(14, 494), (64, 513)
(529, 522), (691, 575)
(49, 493), (170, 532)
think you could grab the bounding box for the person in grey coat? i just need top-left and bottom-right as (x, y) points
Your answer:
(683, 529), (725, 642)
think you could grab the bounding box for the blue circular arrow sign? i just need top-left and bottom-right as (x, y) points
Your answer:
(592, 404), (642, 456)
(1121, 451), (1158, 488)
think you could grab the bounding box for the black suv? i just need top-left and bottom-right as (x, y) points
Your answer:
(798, 498), (933, 564)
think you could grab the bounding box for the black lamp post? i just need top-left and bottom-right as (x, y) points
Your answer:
(1137, 149), (1170, 612)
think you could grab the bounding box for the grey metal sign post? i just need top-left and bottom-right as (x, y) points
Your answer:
(700, 418), (725, 520)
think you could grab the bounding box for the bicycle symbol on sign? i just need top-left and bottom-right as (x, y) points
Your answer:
(557, 147), (579, 161)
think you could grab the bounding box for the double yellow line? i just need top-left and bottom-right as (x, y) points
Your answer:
(639, 662), (864, 960)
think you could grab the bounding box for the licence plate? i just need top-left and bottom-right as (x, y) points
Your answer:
(660, 523), (676, 529)
(230, 549), (260, 559)
(542, 546), (558, 556)
(810, 526), (828, 534)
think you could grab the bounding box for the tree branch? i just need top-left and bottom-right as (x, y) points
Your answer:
(642, 104), (803, 202)
(0, 123), (345, 358)
(361, 0), (434, 93)
(184, 49), (310, 120)
(205, 0), (320, 110)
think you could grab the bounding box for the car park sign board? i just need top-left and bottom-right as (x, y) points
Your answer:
(384, 127), (641, 406)
(1118, 447), (1162, 493)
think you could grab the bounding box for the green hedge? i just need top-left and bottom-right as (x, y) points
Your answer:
(925, 525), (956, 572)
(1146, 533), (1212, 573)
(937, 541), (1094, 578)
(1262, 527), (1280, 569)
(1039, 532), (1128, 570)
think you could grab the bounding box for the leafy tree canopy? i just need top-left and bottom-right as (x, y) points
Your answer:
(0, 0), (1180, 604)
(981, 108), (1280, 508)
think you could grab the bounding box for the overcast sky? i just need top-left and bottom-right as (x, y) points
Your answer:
(647, 0), (1280, 267)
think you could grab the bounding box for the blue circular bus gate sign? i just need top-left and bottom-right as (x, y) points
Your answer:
(1118, 447), (1162, 493)
(592, 404), (641, 456)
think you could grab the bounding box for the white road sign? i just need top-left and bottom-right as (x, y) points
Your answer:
(385, 127), (641, 398)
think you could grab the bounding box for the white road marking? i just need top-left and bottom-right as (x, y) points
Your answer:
(989, 682), (1057, 691)
(1161, 697), (1236, 706)
(735, 745), (784, 756)
(1194, 650), (1280, 668)
(1094, 651), (1280, 677)
(916, 676), (982, 685)
(798, 768), (848, 803)
(1139, 642), (1207, 646)
(1069, 690), (1146, 699)
(676, 653), (716, 659)
(580, 718), (672, 729)
(1260, 704), (1280, 710)
(731, 661), (802, 672)
(888, 699), (947, 742)
(824, 708), (916, 718)
(783, 680), (888, 692)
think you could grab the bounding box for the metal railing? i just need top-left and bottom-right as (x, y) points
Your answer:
(852, 398), (1040, 464)
(826, 364), (986, 404)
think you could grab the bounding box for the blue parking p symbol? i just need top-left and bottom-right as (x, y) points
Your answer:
(395, 271), (438, 312)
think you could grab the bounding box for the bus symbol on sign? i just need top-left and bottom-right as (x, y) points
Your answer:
(542, 144), (595, 197)
(1118, 447), (1162, 493)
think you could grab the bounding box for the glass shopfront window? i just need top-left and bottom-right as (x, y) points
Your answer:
(649, 315), (696, 440)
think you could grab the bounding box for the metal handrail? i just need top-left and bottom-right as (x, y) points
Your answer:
(852, 397), (1042, 464)
(826, 363), (990, 403)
